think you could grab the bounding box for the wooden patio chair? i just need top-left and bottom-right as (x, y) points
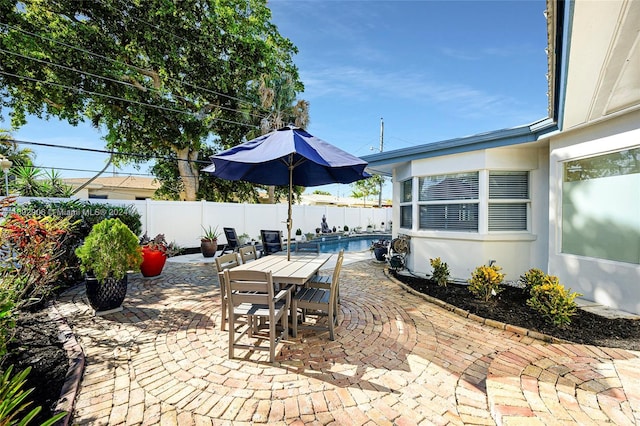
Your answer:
(308, 249), (344, 305)
(224, 269), (290, 363)
(239, 245), (258, 263)
(215, 252), (241, 331)
(292, 250), (344, 340)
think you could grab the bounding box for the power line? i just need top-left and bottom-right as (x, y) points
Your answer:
(0, 21), (265, 111)
(11, 138), (212, 165)
(0, 70), (258, 129)
(0, 47), (267, 121)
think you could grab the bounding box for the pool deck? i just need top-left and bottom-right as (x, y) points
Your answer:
(53, 252), (640, 425)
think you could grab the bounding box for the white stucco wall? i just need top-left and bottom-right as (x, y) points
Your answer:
(548, 110), (640, 315)
(392, 143), (549, 283)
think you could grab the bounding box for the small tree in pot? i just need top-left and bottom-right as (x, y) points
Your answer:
(75, 218), (143, 312)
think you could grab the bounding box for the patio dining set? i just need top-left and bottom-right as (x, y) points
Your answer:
(215, 227), (344, 363)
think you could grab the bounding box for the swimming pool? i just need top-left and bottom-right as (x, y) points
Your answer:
(294, 234), (391, 254)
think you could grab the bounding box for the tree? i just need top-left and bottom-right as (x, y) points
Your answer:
(351, 175), (383, 206)
(0, 0), (301, 200)
(242, 73), (309, 203)
(0, 129), (72, 196)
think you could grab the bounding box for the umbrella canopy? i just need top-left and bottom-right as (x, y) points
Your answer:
(203, 126), (370, 259)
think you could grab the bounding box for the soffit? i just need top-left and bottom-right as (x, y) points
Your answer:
(563, 0), (640, 129)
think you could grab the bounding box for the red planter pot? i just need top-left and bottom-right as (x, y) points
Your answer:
(140, 247), (167, 277)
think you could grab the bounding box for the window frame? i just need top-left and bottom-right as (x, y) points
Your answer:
(487, 171), (530, 232)
(417, 172), (480, 232)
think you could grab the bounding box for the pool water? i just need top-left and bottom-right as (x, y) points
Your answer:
(296, 234), (391, 254)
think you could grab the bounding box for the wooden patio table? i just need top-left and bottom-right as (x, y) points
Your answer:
(232, 252), (332, 288)
(231, 253), (333, 330)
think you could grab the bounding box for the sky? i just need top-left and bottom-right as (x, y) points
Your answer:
(6, 0), (549, 201)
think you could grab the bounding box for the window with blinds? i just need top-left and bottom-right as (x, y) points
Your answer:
(401, 179), (412, 202)
(488, 171), (529, 231)
(400, 205), (412, 228)
(419, 172), (479, 201)
(400, 179), (412, 229)
(418, 172), (479, 231)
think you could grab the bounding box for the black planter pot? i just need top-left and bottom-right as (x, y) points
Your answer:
(85, 274), (128, 312)
(373, 247), (388, 261)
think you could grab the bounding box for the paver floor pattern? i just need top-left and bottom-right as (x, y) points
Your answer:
(55, 260), (640, 425)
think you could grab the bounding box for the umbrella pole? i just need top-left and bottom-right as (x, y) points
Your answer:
(287, 159), (293, 261)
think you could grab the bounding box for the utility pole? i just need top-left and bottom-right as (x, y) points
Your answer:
(378, 117), (384, 208)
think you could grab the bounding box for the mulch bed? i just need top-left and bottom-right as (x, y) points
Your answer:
(391, 271), (640, 351)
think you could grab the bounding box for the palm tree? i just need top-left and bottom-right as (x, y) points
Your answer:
(252, 74), (310, 203)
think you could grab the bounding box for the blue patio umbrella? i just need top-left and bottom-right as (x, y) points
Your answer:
(202, 126), (370, 260)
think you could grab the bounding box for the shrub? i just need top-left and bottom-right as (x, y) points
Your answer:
(429, 257), (450, 287)
(519, 268), (546, 296)
(468, 264), (505, 302)
(13, 200), (142, 286)
(0, 365), (66, 426)
(75, 218), (143, 283)
(0, 291), (16, 358)
(526, 275), (581, 328)
(0, 213), (75, 309)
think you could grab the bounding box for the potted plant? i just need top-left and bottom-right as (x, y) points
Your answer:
(295, 228), (303, 241)
(139, 232), (181, 277)
(200, 225), (220, 257)
(75, 218), (143, 312)
(370, 239), (388, 262)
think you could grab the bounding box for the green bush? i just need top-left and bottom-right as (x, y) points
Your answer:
(75, 218), (143, 283)
(14, 200), (142, 286)
(468, 264), (505, 302)
(519, 268), (546, 296)
(0, 291), (15, 359)
(429, 257), (450, 287)
(526, 275), (581, 328)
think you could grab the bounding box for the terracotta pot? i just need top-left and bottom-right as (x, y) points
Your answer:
(201, 239), (218, 257)
(140, 247), (167, 277)
(85, 274), (128, 312)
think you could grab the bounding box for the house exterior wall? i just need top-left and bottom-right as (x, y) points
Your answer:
(392, 144), (549, 282)
(548, 110), (640, 314)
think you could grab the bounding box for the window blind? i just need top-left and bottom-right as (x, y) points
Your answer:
(419, 172), (479, 201)
(488, 204), (527, 231)
(419, 204), (478, 231)
(489, 171), (529, 199)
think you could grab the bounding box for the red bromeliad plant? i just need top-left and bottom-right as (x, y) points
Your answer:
(138, 233), (181, 277)
(0, 212), (74, 308)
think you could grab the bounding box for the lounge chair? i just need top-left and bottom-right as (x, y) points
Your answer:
(260, 230), (284, 256)
(219, 227), (242, 255)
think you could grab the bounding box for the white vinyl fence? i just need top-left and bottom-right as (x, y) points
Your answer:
(16, 197), (392, 249)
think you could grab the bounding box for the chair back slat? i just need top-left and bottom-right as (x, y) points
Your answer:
(215, 252), (240, 272)
(295, 242), (320, 254)
(224, 269), (275, 301)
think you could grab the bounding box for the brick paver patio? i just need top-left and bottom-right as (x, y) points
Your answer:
(54, 258), (640, 425)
